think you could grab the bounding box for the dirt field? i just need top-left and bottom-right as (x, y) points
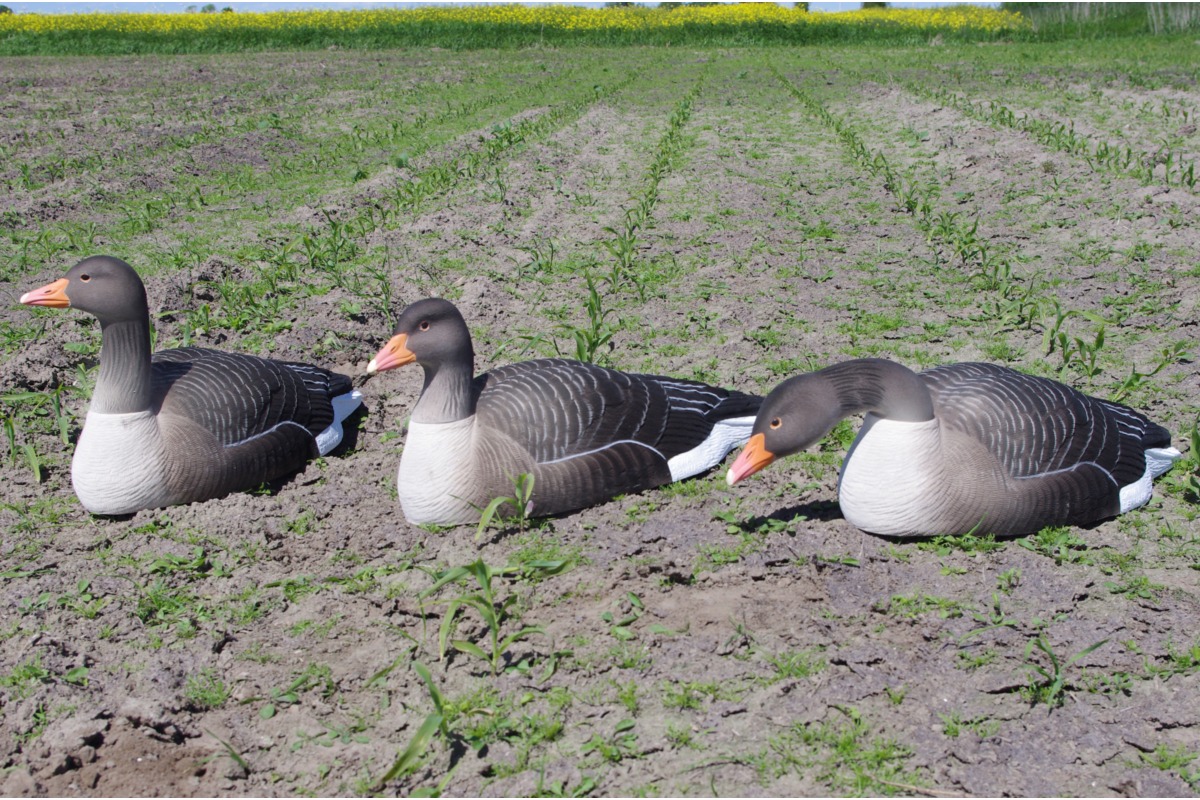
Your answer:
(1, 44), (1198, 796)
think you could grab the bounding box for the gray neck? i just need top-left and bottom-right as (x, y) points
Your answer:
(823, 359), (934, 422)
(411, 362), (476, 424)
(92, 318), (154, 414)
(773, 359), (936, 455)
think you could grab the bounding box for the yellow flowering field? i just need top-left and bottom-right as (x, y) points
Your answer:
(0, 4), (1030, 53)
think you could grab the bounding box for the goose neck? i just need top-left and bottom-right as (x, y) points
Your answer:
(824, 359), (935, 422)
(92, 318), (154, 414)
(412, 362), (476, 424)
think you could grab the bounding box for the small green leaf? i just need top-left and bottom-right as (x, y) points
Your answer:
(375, 712), (443, 789)
(450, 639), (489, 662)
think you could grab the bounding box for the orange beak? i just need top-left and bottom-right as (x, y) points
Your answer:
(726, 432), (775, 486)
(19, 278), (70, 308)
(367, 333), (416, 374)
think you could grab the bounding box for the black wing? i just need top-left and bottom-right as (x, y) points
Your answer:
(922, 362), (1163, 488)
(474, 358), (760, 465)
(151, 347), (350, 446)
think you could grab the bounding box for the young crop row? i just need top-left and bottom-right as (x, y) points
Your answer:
(771, 70), (1036, 316)
(560, 73), (707, 365)
(906, 83), (1199, 191)
(204, 66), (649, 341)
(771, 66), (1189, 401)
(1, 56), (581, 242)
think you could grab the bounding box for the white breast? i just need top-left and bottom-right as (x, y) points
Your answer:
(837, 415), (946, 537)
(397, 416), (480, 525)
(72, 410), (174, 515)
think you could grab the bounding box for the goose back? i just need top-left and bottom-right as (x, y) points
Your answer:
(924, 362), (1167, 485)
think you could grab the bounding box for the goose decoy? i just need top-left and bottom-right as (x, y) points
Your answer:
(367, 298), (761, 524)
(20, 255), (362, 515)
(726, 358), (1180, 538)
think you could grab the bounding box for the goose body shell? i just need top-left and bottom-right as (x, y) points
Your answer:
(728, 359), (1179, 538)
(22, 256), (362, 515)
(370, 300), (760, 525)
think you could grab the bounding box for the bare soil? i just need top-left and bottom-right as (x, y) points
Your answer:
(1, 46), (1198, 797)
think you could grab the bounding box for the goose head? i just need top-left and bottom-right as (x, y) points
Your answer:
(726, 359), (936, 486)
(20, 255), (149, 325)
(368, 298), (474, 375)
(726, 373), (837, 486)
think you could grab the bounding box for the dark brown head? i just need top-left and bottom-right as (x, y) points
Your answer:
(726, 359), (934, 486)
(726, 373), (839, 485)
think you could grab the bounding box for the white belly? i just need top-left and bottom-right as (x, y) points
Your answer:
(72, 410), (174, 515)
(397, 417), (480, 525)
(837, 415), (945, 537)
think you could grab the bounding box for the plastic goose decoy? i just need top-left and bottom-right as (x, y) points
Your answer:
(367, 298), (761, 524)
(727, 358), (1180, 537)
(21, 255), (362, 514)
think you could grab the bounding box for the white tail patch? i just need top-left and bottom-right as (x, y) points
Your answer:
(315, 389), (364, 455)
(1146, 446), (1182, 478)
(1119, 446), (1182, 513)
(667, 416), (756, 482)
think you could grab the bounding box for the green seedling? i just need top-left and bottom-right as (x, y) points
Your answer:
(475, 472), (536, 539)
(1019, 525), (1090, 565)
(1023, 635), (1109, 708)
(560, 274), (616, 364)
(255, 663), (337, 719)
(1110, 341), (1190, 402)
(205, 729), (251, 776)
(56, 579), (108, 619)
(374, 711), (444, 790)
(185, 669), (230, 710)
(419, 558), (569, 675)
(580, 718), (638, 764)
(1, 656), (52, 700)
(601, 592), (644, 641)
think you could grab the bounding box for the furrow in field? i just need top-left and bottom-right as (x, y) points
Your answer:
(884, 54), (1200, 157)
(0, 50), (589, 279)
(635, 54), (969, 391)
(963, 77), (1200, 164)
(814, 77), (1197, 413)
(350, 56), (699, 361)
(830, 82), (1198, 309)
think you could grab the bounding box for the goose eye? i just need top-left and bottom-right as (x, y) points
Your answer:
(80, 274), (90, 282)
(418, 320), (430, 332)
(769, 417), (782, 430)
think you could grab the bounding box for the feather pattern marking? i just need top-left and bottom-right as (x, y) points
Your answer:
(921, 363), (1166, 488)
(475, 358), (760, 467)
(152, 347), (351, 448)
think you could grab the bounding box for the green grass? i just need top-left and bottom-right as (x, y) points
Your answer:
(0, 6), (1032, 57)
(745, 706), (925, 794)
